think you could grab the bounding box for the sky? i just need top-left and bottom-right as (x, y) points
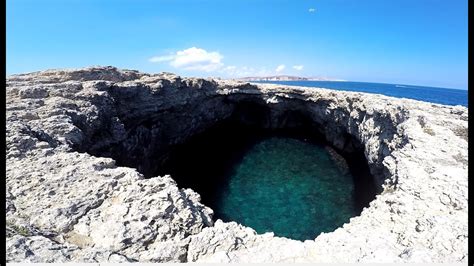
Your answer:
(7, 0), (468, 89)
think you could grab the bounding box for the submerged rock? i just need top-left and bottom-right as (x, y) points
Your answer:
(6, 66), (468, 263)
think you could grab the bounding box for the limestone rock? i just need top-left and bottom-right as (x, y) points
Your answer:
(5, 66), (468, 263)
(6, 235), (78, 263)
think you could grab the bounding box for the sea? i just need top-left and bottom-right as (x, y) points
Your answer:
(252, 81), (468, 107)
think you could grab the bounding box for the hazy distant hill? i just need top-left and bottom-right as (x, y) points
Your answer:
(235, 75), (344, 81)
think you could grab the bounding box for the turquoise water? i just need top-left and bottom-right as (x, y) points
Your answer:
(213, 137), (357, 241)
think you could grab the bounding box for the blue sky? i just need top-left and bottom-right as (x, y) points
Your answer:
(7, 0), (468, 89)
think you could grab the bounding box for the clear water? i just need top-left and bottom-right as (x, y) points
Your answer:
(213, 137), (357, 241)
(156, 121), (373, 241)
(253, 80), (468, 107)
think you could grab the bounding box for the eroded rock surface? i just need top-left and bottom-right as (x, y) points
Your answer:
(6, 66), (468, 263)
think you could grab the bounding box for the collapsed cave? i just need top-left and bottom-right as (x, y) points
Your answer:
(84, 94), (379, 240)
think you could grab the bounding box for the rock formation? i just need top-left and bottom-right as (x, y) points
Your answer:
(6, 66), (468, 263)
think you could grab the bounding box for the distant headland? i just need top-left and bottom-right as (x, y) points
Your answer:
(234, 75), (346, 82)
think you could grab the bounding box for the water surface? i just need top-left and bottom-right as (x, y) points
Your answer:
(253, 80), (468, 107)
(213, 137), (357, 241)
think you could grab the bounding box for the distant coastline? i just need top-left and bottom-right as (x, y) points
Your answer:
(234, 75), (345, 82)
(247, 80), (468, 107)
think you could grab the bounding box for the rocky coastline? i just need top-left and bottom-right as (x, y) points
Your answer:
(6, 66), (468, 263)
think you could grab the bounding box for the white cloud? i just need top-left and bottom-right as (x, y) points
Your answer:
(149, 47), (287, 77)
(275, 64), (286, 73)
(255, 68), (273, 76)
(293, 65), (304, 71)
(149, 47), (223, 72)
(218, 66), (270, 77)
(218, 65), (240, 76)
(224, 65), (237, 71)
(309, 8), (316, 12)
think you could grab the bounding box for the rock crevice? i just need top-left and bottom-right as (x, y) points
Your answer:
(6, 66), (468, 263)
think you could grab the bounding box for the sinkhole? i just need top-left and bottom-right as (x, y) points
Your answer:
(154, 106), (376, 241)
(87, 101), (377, 241)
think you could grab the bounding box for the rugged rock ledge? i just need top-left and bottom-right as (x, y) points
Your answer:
(6, 66), (468, 263)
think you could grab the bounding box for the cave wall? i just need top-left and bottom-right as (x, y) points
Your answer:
(74, 79), (407, 191)
(7, 67), (468, 263)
